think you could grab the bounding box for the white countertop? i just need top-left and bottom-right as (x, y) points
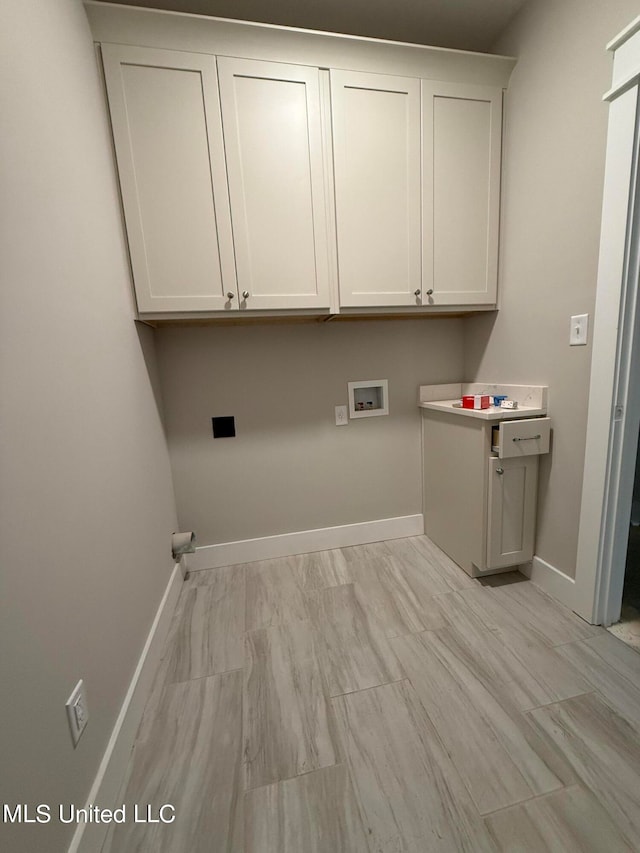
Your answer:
(419, 399), (548, 421)
(418, 382), (548, 421)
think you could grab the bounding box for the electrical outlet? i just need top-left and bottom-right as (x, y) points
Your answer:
(66, 680), (89, 747)
(570, 313), (589, 346)
(335, 405), (348, 426)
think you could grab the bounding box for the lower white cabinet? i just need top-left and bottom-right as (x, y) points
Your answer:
(422, 411), (550, 576)
(486, 455), (538, 570)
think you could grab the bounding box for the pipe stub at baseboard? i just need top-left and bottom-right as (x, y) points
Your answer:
(171, 531), (196, 560)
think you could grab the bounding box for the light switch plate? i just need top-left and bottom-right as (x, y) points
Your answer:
(335, 405), (348, 426)
(570, 313), (589, 346)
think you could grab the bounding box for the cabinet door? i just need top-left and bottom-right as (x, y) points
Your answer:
(331, 71), (421, 307)
(217, 58), (331, 310)
(423, 83), (502, 305)
(101, 45), (237, 313)
(487, 456), (538, 570)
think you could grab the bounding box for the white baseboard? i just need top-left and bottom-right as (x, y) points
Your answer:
(521, 555), (577, 611)
(68, 561), (184, 853)
(187, 514), (424, 571)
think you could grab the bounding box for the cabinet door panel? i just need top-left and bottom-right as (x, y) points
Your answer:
(218, 58), (330, 310)
(102, 44), (236, 313)
(487, 456), (538, 569)
(423, 83), (502, 305)
(331, 71), (421, 307)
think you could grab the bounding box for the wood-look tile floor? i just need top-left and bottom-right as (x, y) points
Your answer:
(103, 535), (640, 852)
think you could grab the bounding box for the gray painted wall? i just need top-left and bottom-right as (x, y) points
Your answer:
(4, 3), (640, 849)
(464, 0), (639, 579)
(0, 1), (178, 850)
(157, 320), (464, 546)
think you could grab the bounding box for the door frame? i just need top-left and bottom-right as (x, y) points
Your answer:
(575, 17), (640, 625)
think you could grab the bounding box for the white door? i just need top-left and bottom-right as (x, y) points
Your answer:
(423, 82), (502, 305)
(575, 23), (640, 624)
(487, 456), (538, 570)
(217, 57), (331, 311)
(101, 44), (237, 313)
(331, 70), (421, 307)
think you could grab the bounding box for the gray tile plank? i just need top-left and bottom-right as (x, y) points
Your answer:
(333, 680), (495, 853)
(245, 557), (309, 631)
(245, 764), (368, 853)
(244, 620), (339, 790)
(495, 580), (602, 643)
(342, 541), (447, 637)
(341, 542), (428, 636)
(494, 627), (594, 710)
(106, 670), (243, 853)
(290, 549), (353, 591)
(460, 580), (599, 647)
(528, 691), (640, 849)
(558, 634), (640, 728)
(377, 543), (454, 630)
(583, 630), (640, 683)
(430, 591), (530, 687)
(391, 629), (574, 814)
(484, 785), (634, 852)
(164, 565), (244, 682)
(305, 583), (404, 696)
(108, 538), (640, 852)
(399, 535), (478, 590)
(433, 592), (592, 711)
(380, 537), (456, 596)
(132, 652), (173, 751)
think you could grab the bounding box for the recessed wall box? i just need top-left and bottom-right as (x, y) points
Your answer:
(212, 416), (236, 438)
(348, 379), (389, 419)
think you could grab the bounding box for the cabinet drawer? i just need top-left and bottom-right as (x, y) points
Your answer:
(497, 417), (551, 459)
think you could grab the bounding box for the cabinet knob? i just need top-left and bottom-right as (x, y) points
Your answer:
(226, 292), (235, 301)
(496, 467), (504, 475)
(242, 290), (250, 300)
(426, 289), (434, 296)
(414, 289), (421, 297)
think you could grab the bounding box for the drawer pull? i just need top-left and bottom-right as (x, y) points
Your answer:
(512, 435), (541, 442)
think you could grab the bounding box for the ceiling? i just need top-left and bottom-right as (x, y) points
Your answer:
(101, 0), (528, 53)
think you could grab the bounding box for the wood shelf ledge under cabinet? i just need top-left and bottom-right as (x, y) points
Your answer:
(138, 310), (484, 328)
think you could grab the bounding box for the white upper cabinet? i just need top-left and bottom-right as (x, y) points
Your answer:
(331, 71), (422, 307)
(217, 58), (331, 310)
(422, 83), (502, 305)
(93, 7), (513, 318)
(101, 44), (237, 313)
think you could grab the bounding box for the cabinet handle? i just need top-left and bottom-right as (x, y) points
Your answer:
(426, 289), (434, 296)
(242, 290), (250, 300)
(512, 435), (541, 442)
(226, 292), (235, 301)
(496, 467), (504, 475)
(414, 289), (421, 297)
